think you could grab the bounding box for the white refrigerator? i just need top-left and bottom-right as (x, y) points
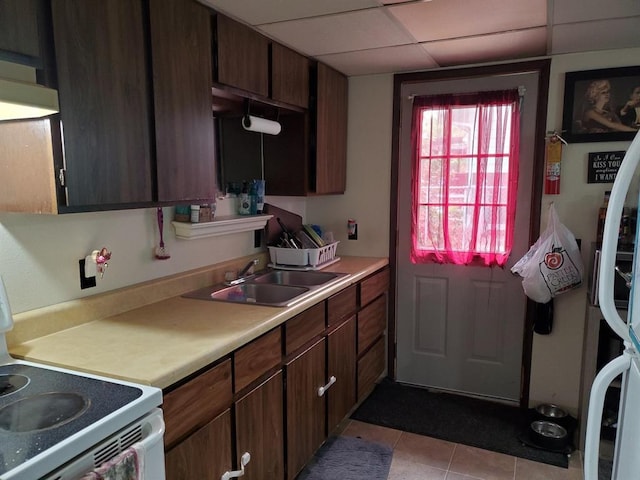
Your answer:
(585, 130), (640, 480)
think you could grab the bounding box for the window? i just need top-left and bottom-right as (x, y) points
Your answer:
(410, 90), (520, 267)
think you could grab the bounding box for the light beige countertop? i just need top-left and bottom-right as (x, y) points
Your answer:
(10, 256), (388, 390)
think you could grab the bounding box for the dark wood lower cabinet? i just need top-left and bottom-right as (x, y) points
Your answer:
(286, 338), (326, 480)
(327, 316), (356, 431)
(162, 267), (389, 480)
(165, 409), (232, 480)
(235, 371), (284, 480)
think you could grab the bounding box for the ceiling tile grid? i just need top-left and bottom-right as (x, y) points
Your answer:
(317, 44), (438, 76)
(198, 0), (640, 75)
(258, 8), (415, 57)
(386, 0), (547, 42)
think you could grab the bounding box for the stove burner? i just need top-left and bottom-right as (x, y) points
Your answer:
(0, 392), (89, 432)
(0, 374), (29, 397)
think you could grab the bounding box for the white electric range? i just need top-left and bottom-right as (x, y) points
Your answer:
(0, 276), (165, 480)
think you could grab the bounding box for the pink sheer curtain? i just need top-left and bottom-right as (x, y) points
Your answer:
(410, 90), (520, 267)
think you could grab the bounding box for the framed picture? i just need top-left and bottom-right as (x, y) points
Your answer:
(561, 66), (640, 143)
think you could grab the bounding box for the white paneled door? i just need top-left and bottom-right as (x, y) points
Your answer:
(396, 71), (540, 402)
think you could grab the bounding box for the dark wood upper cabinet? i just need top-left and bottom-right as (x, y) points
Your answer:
(0, 0), (42, 62)
(51, 0), (153, 208)
(214, 14), (269, 97)
(314, 62), (348, 194)
(149, 0), (217, 202)
(271, 43), (309, 109)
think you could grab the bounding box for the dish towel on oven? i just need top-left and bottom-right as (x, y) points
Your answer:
(80, 442), (145, 480)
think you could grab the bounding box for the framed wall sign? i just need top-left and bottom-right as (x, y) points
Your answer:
(562, 66), (640, 143)
(587, 151), (626, 183)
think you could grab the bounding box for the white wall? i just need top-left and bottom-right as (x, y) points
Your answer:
(307, 74), (393, 256)
(0, 197), (263, 313)
(529, 47), (640, 412)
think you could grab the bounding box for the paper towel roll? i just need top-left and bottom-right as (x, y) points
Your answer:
(242, 115), (281, 135)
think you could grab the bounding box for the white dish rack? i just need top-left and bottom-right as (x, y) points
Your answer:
(268, 242), (339, 270)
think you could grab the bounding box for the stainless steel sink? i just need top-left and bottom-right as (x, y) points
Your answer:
(182, 283), (311, 307)
(182, 270), (349, 307)
(252, 270), (342, 286)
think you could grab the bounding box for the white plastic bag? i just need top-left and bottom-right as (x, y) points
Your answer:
(511, 204), (583, 303)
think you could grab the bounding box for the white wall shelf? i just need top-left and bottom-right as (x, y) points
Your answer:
(171, 214), (273, 240)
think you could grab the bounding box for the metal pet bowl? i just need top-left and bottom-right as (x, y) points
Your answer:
(529, 420), (569, 450)
(535, 403), (568, 420)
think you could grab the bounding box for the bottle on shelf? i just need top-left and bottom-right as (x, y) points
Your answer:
(596, 191), (611, 244)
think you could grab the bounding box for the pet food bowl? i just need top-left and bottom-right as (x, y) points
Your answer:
(535, 403), (568, 420)
(529, 420), (569, 450)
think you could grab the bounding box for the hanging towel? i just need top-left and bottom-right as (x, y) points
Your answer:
(80, 442), (145, 480)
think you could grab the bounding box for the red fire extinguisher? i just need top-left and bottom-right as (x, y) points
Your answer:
(544, 133), (565, 195)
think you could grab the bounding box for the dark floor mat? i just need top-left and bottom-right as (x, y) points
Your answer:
(296, 435), (392, 480)
(351, 379), (572, 469)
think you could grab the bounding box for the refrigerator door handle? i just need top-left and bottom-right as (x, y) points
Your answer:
(584, 352), (631, 480)
(599, 131), (640, 342)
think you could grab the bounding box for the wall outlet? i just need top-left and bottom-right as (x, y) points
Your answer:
(348, 222), (358, 240)
(79, 259), (96, 289)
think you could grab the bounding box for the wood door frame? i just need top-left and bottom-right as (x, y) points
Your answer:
(387, 59), (551, 408)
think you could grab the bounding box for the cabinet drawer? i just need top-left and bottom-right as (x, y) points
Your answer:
(285, 302), (325, 355)
(357, 336), (385, 401)
(360, 268), (390, 307)
(357, 295), (387, 355)
(235, 327), (282, 393)
(163, 359), (232, 448)
(327, 285), (357, 327)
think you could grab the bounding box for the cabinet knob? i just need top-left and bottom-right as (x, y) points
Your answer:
(317, 376), (337, 397)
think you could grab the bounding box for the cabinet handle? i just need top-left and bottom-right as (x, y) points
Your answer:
(317, 376), (336, 397)
(221, 452), (250, 480)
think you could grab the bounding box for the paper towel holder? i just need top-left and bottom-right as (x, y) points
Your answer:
(242, 114), (281, 135)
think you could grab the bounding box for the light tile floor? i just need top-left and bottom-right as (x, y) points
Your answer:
(340, 419), (584, 480)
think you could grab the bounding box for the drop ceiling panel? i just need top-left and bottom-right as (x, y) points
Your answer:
(258, 9), (415, 57)
(317, 44), (438, 77)
(553, 0), (640, 24)
(387, 0), (547, 42)
(198, 0), (380, 25)
(423, 28), (547, 67)
(552, 17), (640, 54)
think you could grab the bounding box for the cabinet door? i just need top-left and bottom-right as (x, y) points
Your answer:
(149, 0), (217, 202)
(215, 14), (269, 97)
(358, 336), (386, 400)
(286, 338), (326, 480)
(0, 0), (41, 61)
(236, 371), (284, 480)
(315, 62), (347, 194)
(51, 0), (153, 208)
(271, 43), (309, 109)
(165, 409), (233, 480)
(327, 316), (356, 432)
(358, 294), (387, 356)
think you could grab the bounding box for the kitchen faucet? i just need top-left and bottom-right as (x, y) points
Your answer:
(225, 259), (259, 286)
